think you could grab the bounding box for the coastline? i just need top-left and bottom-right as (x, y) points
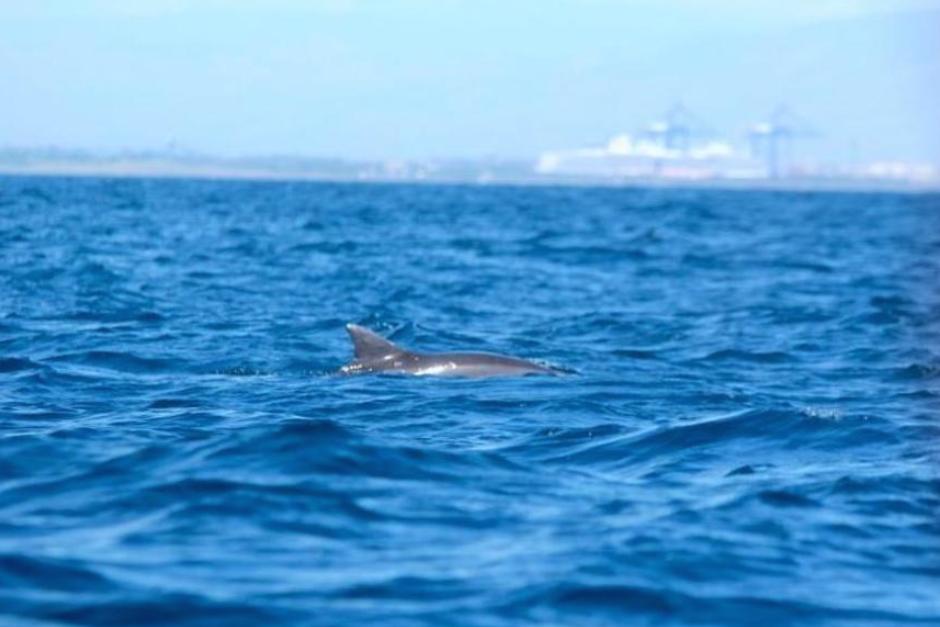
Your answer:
(2, 159), (937, 194)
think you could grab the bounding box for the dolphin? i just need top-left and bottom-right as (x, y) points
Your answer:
(339, 324), (561, 378)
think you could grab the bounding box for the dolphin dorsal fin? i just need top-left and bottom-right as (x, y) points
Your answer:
(346, 324), (404, 360)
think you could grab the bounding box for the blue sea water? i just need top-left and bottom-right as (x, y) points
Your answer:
(1, 175), (938, 626)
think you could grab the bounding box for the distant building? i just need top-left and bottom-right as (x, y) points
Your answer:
(535, 105), (939, 187)
(536, 133), (767, 180)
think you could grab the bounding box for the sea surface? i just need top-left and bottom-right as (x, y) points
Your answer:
(1, 176), (938, 626)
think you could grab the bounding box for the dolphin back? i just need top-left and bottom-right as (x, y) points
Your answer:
(340, 323), (566, 377)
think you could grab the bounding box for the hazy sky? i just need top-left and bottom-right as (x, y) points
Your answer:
(1, 0), (938, 162)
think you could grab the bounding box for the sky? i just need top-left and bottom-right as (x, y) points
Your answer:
(1, 0), (938, 163)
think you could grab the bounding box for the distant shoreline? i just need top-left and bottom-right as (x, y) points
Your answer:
(1, 160), (937, 194)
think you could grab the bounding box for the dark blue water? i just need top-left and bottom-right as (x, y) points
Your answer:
(1, 176), (938, 626)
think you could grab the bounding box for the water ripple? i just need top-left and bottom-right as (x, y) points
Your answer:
(0, 177), (937, 625)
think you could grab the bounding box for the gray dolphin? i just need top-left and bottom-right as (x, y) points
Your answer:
(339, 324), (561, 377)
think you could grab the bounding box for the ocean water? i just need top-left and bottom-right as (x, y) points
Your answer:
(1, 176), (938, 626)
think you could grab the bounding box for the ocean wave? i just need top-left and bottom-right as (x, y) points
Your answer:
(47, 351), (184, 374)
(1, 178), (937, 625)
